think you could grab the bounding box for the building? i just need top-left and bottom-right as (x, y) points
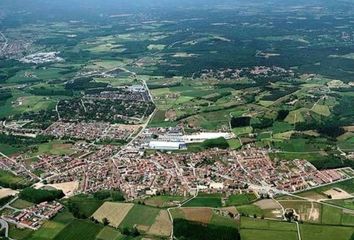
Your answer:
(148, 141), (186, 150)
(182, 132), (233, 143)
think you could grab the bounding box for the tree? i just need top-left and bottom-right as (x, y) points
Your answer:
(102, 218), (110, 226)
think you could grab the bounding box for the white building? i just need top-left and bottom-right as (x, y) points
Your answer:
(182, 132), (233, 143)
(148, 141), (186, 150)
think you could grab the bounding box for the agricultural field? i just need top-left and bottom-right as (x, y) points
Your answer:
(92, 202), (134, 228)
(53, 219), (103, 240)
(300, 223), (354, 240)
(239, 217), (298, 240)
(226, 193), (257, 206)
(183, 194), (222, 208)
(143, 195), (186, 208)
(119, 204), (160, 231)
(0, 170), (32, 189)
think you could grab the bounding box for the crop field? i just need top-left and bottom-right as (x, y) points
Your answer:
(226, 193), (257, 206)
(278, 200), (321, 223)
(92, 202), (134, 228)
(119, 204), (160, 230)
(144, 195), (186, 207)
(65, 195), (104, 217)
(147, 210), (172, 237)
(236, 204), (264, 217)
(181, 207), (213, 224)
(30, 140), (74, 156)
(183, 195), (222, 208)
(239, 217), (298, 240)
(95, 227), (122, 240)
(326, 198), (354, 210)
(300, 223), (354, 240)
(53, 219), (103, 240)
(0, 170), (32, 189)
(27, 210), (74, 240)
(10, 199), (34, 209)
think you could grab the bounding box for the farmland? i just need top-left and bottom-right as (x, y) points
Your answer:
(0, 0), (354, 239)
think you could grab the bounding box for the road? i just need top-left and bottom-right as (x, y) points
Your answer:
(167, 191), (198, 240)
(0, 31), (8, 53)
(0, 218), (9, 238)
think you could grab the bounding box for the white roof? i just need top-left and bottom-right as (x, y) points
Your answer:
(149, 141), (184, 148)
(182, 132), (232, 142)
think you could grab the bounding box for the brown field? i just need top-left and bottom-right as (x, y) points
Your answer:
(298, 191), (326, 201)
(279, 200), (321, 222)
(148, 210), (172, 236)
(254, 199), (282, 209)
(343, 126), (354, 132)
(221, 206), (238, 215)
(0, 188), (18, 199)
(324, 188), (352, 200)
(48, 181), (79, 197)
(181, 207), (213, 224)
(92, 202), (134, 227)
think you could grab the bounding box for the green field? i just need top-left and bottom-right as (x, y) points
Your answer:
(30, 140), (75, 156)
(8, 224), (33, 240)
(53, 219), (103, 240)
(236, 204), (264, 217)
(65, 195), (104, 217)
(183, 195), (222, 208)
(0, 170), (32, 189)
(119, 204), (160, 228)
(226, 193), (257, 206)
(96, 226), (122, 240)
(240, 217), (297, 240)
(10, 199), (34, 209)
(300, 223), (354, 240)
(144, 195), (186, 207)
(27, 210), (74, 240)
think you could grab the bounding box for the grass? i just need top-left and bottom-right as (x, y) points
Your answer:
(119, 204), (160, 228)
(236, 204), (264, 217)
(240, 229), (298, 240)
(326, 198), (354, 210)
(8, 224), (33, 240)
(0, 143), (24, 155)
(0, 170), (31, 188)
(53, 219), (103, 240)
(232, 126), (253, 136)
(96, 226), (122, 240)
(27, 210), (75, 240)
(227, 138), (242, 149)
(65, 195), (104, 217)
(226, 193), (257, 206)
(144, 195), (186, 208)
(30, 140), (74, 156)
(240, 217), (297, 240)
(300, 223), (354, 240)
(10, 199), (34, 209)
(209, 213), (238, 228)
(320, 205), (343, 225)
(183, 196), (222, 208)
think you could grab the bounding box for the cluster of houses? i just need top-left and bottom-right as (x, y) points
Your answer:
(3, 201), (63, 230)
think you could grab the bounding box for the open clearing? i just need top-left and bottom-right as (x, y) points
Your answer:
(147, 210), (172, 237)
(254, 199), (282, 209)
(279, 200), (321, 223)
(48, 181), (79, 197)
(0, 188), (18, 199)
(92, 202), (133, 228)
(323, 188), (352, 199)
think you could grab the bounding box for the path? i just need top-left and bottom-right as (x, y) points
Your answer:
(167, 191), (198, 240)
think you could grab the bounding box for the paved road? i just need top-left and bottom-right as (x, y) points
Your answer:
(0, 218), (9, 238)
